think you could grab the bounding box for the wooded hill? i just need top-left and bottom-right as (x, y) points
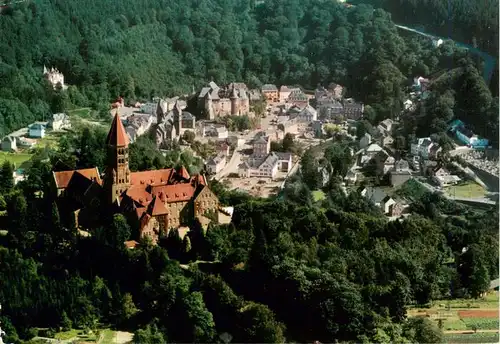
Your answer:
(0, 0), (492, 138)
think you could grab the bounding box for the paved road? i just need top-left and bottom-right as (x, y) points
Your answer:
(214, 149), (241, 181)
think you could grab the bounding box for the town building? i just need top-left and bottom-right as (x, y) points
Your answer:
(198, 82), (249, 119)
(433, 167), (461, 187)
(1, 136), (16, 152)
(53, 112), (220, 245)
(206, 154), (227, 174)
(287, 89), (309, 108)
(215, 140), (231, 156)
(238, 152), (292, 179)
(292, 105), (317, 122)
(410, 137), (441, 160)
(48, 113), (71, 131)
(156, 100), (196, 147)
(28, 123), (45, 138)
(343, 98), (364, 120)
(279, 86), (300, 103)
(43, 66), (66, 89)
(126, 114), (154, 143)
(261, 84), (279, 103)
(449, 119), (490, 149)
(377, 119), (394, 136)
(390, 159), (413, 187)
(359, 133), (372, 149)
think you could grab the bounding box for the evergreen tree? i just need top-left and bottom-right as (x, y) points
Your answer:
(0, 161), (14, 194)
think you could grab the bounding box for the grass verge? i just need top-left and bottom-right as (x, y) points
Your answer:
(0, 151), (32, 169)
(444, 332), (499, 343)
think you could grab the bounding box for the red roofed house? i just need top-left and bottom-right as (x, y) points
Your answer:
(54, 112), (219, 245)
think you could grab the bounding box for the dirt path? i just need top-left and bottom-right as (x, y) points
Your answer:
(444, 329), (499, 334)
(114, 331), (133, 344)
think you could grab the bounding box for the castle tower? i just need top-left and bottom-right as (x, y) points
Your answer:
(240, 89), (249, 114)
(230, 88), (238, 115)
(104, 112), (130, 205)
(205, 92), (214, 120)
(156, 99), (165, 123)
(173, 99), (182, 132)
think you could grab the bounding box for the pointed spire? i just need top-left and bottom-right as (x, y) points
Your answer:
(43, 65), (47, 74)
(106, 111), (129, 147)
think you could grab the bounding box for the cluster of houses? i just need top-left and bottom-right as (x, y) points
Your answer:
(238, 133), (293, 180)
(1, 113), (71, 152)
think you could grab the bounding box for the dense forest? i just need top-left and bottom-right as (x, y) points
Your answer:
(0, 135), (498, 343)
(351, 0), (499, 57)
(0, 0), (492, 137)
(0, 0), (499, 342)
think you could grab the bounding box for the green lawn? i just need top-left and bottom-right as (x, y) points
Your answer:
(99, 329), (116, 344)
(0, 151), (33, 169)
(445, 332), (499, 343)
(444, 181), (487, 198)
(442, 318), (468, 331)
(54, 329), (80, 340)
(68, 107), (92, 119)
(312, 190), (326, 202)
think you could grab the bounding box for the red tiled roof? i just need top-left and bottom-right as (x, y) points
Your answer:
(178, 166), (190, 180)
(126, 185), (153, 205)
(124, 240), (139, 249)
(106, 112), (129, 147)
(130, 169), (174, 186)
(149, 196), (168, 216)
(53, 167), (101, 189)
(192, 174), (207, 186)
(150, 183), (195, 203)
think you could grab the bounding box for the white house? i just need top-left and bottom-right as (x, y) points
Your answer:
(377, 119), (394, 135)
(1, 136), (17, 152)
(238, 152), (291, 180)
(48, 113), (71, 131)
(206, 153), (227, 174)
(433, 167), (461, 187)
(28, 123), (45, 138)
(215, 126), (228, 139)
(359, 133), (372, 149)
(411, 137), (441, 160)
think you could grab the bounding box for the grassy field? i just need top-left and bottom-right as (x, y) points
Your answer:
(54, 329), (80, 340)
(312, 190), (326, 201)
(0, 151), (32, 169)
(407, 293), (499, 337)
(445, 332), (499, 343)
(461, 318), (499, 330)
(99, 329), (116, 344)
(444, 181), (487, 198)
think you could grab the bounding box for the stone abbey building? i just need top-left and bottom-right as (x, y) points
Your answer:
(53, 113), (220, 244)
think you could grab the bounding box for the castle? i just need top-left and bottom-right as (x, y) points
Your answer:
(156, 99), (196, 147)
(43, 65), (66, 89)
(53, 112), (219, 244)
(198, 82), (250, 119)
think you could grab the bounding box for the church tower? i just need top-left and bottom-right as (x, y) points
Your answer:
(104, 112), (130, 205)
(230, 87), (238, 115)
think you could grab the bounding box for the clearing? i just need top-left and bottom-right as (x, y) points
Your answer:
(407, 293), (499, 334)
(444, 181), (487, 198)
(0, 151), (32, 169)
